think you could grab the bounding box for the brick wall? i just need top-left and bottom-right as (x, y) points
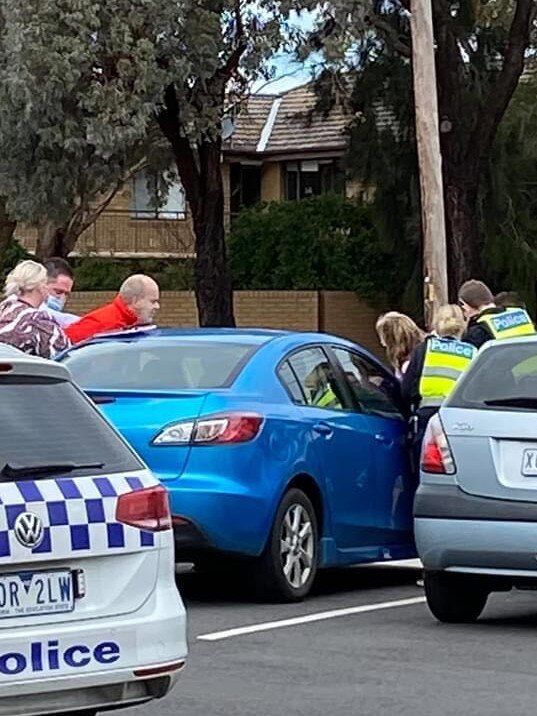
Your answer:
(66, 290), (385, 359)
(321, 291), (385, 356)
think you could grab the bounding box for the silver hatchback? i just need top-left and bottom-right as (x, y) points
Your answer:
(415, 335), (537, 623)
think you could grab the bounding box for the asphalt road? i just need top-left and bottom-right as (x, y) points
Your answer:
(124, 561), (537, 716)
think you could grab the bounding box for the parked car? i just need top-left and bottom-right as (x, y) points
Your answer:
(0, 345), (187, 716)
(416, 335), (537, 623)
(58, 328), (417, 601)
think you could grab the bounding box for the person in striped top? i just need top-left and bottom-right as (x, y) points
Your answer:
(0, 260), (70, 359)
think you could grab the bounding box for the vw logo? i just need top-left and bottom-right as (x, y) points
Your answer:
(14, 512), (45, 549)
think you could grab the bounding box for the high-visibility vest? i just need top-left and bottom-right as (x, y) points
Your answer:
(419, 337), (477, 408)
(478, 307), (535, 340)
(312, 385), (340, 409)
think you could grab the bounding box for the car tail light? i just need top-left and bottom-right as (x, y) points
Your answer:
(420, 414), (456, 474)
(152, 413), (263, 446)
(134, 660), (186, 677)
(116, 485), (172, 531)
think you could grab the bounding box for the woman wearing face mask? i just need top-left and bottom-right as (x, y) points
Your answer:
(0, 260), (70, 358)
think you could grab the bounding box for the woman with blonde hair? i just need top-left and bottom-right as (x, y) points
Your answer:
(402, 304), (476, 468)
(0, 260), (69, 358)
(376, 311), (426, 379)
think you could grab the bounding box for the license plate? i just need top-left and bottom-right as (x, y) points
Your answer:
(0, 570), (74, 619)
(522, 449), (537, 476)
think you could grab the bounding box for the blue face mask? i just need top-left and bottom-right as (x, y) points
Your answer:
(46, 295), (66, 312)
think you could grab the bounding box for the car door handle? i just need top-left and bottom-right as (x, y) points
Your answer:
(313, 422), (333, 437)
(375, 433), (392, 445)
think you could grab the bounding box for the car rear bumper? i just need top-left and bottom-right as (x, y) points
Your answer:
(415, 483), (537, 521)
(167, 481), (274, 558)
(0, 578), (187, 716)
(416, 516), (537, 575)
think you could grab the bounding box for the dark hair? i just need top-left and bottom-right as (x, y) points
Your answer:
(43, 257), (74, 281)
(458, 279), (494, 309)
(494, 291), (526, 310)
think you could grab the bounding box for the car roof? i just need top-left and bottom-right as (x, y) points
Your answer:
(0, 345), (70, 380)
(60, 327), (390, 376)
(61, 326), (371, 351)
(479, 335), (537, 349)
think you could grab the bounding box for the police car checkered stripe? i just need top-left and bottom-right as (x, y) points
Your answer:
(0, 474), (156, 560)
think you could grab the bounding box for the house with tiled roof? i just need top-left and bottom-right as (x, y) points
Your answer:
(16, 82), (354, 257)
(224, 83), (354, 217)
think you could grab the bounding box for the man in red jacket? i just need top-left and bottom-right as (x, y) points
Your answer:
(66, 274), (160, 344)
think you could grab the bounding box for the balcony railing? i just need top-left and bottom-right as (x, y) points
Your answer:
(16, 209), (196, 258)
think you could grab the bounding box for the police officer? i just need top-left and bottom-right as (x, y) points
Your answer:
(494, 290), (527, 311)
(459, 280), (535, 348)
(402, 305), (477, 470)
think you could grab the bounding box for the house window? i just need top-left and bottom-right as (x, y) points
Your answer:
(284, 160), (344, 201)
(131, 169), (186, 220)
(230, 163), (261, 218)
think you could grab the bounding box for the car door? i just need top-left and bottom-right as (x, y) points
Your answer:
(281, 346), (379, 549)
(329, 347), (414, 546)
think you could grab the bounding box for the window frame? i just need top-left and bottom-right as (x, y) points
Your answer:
(276, 344), (356, 412)
(130, 168), (187, 221)
(326, 345), (405, 421)
(283, 159), (345, 201)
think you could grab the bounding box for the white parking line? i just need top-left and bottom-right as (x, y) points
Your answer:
(197, 596), (426, 642)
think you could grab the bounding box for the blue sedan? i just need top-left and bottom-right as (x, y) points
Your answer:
(58, 327), (417, 601)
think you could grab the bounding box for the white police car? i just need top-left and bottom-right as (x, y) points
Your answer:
(0, 346), (187, 715)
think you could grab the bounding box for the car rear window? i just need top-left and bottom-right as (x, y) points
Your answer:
(448, 343), (537, 411)
(62, 341), (255, 390)
(0, 376), (142, 476)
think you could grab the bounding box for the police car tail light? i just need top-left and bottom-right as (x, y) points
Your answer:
(116, 485), (172, 532)
(420, 415), (456, 475)
(152, 413), (263, 446)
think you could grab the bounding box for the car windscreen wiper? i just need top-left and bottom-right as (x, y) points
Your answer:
(0, 462), (105, 480)
(484, 397), (537, 408)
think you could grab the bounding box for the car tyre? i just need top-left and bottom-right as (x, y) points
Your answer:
(424, 571), (489, 624)
(250, 488), (319, 603)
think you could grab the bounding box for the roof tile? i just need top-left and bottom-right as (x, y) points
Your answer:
(226, 83), (349, 155)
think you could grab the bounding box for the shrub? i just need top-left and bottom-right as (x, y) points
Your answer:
(72, 257), (194, 291)
(228, 194), (403, 303)
(0, 238), (31, 282)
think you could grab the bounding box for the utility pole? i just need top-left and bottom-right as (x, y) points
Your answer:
(410, 0), (448, 329)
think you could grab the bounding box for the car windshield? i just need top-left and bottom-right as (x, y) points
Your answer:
(448, 342), (537, 411)
(0, 375), (141, 477)
(62, 340), (256, 390)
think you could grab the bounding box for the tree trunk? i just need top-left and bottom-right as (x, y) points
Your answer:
(157, 85), (235, 327)
(36, 221), (69, 260)
(0, 199), (16, 265)
(443, 172), (481, 299)
(191, 143), (235, 327)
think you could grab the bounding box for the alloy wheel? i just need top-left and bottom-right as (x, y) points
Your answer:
(280, 503), (314, 589)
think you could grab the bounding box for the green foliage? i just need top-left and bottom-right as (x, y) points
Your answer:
(0, 241), (195, 291)
(480, 78), (537, 314)
(72, 257), (194, 291)
(228, 194), (407, 302)
(343, 55), (421, 314)
(0, 237), (30, 282)
(308, 0), (536, 301)
(0, 0), (180, 228)
(321, 27), (537, 314)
